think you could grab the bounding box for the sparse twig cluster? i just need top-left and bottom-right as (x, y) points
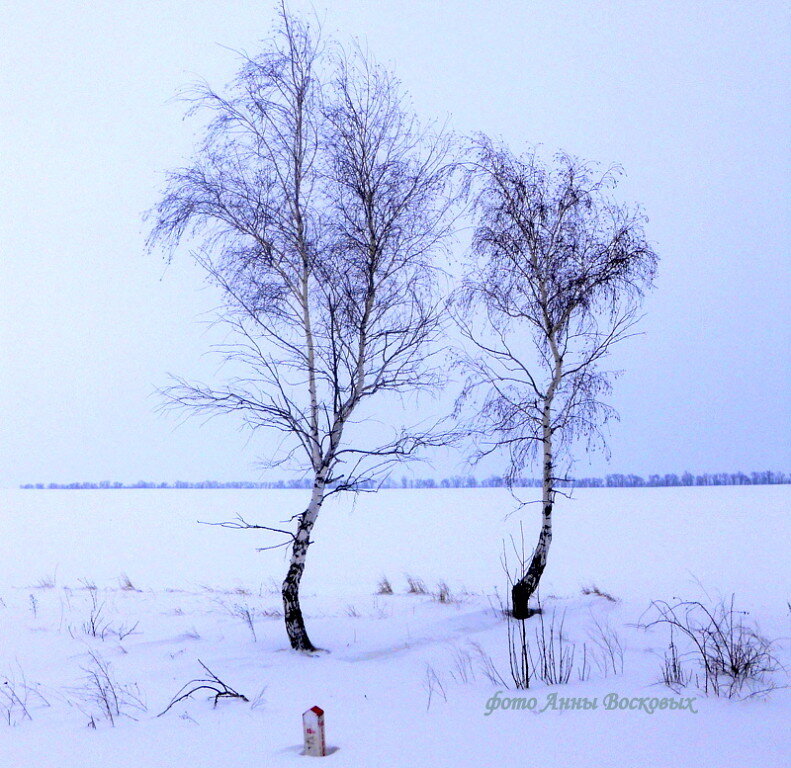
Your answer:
(1, 670), (50, 726)
(587, 614), (624, 677)
(67, 591), (140, 642)
(229, 603), (258, 642)
(71, 651), (146, 727)
(528, 607), (589, 686)
(643, 595), (782, 698)
(504, 600), (593, 689)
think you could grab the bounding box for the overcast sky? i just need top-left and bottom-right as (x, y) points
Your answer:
(1, 1), (788, 486)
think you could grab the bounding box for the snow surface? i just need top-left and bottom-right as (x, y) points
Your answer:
(0, 486), (789, 767)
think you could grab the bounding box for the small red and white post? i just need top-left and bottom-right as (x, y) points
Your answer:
(302, 705), (326, 757)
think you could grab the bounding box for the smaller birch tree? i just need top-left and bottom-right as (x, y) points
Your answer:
(457, 137), (658, 619)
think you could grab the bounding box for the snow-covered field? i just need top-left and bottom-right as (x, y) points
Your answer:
(0, 486), (789, 767)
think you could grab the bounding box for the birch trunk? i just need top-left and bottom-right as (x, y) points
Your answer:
(512, 398), (555, 620)
(282, 477), (325, 651)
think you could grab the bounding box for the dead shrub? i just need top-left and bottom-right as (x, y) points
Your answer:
(406, 575), (427, 595)
(643, 594), (782, 698)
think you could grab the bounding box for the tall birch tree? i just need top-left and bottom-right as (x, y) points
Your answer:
(148, 8), (455, 651)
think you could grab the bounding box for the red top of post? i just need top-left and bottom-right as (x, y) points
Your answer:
(308, 705), (324, 717)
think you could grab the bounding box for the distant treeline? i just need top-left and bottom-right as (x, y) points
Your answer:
(19, 470), (790, 490)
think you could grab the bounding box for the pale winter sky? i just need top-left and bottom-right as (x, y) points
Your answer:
(1, 1), (789, 486)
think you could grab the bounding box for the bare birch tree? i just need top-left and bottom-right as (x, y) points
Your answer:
(456, 137), (658, 619)
(148, 8), (455, 651)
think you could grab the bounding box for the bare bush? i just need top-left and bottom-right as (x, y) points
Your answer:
(228, 603), (257, 642)
(498, 588), (591, 689)
(72, 652), (146, 726)
(587, 614), (625, 677)
(643, 595), (782, 698)
(81, 591), (111, 639)
(406, 576), (428, 595)
(68, 592), (139, 642)
(33, 573), (56, 589)
(528, 606), (589, 686)
(376, 577), (394, 595)
(447, 645), (476, 685)
(433, 582), (456, 604)
(1, 669), (50, 726)
(118, 574), (138, 592)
